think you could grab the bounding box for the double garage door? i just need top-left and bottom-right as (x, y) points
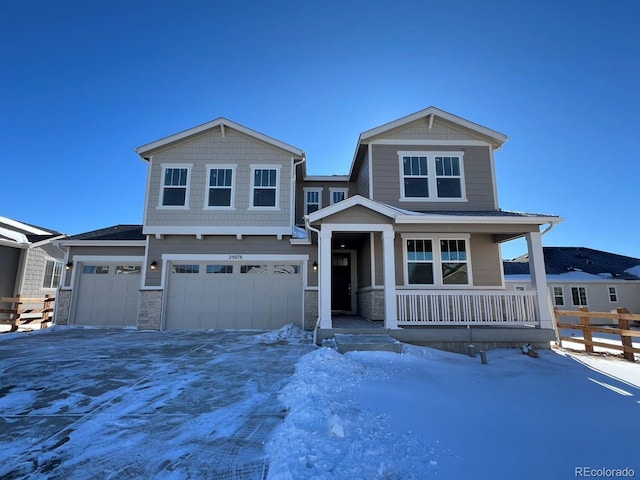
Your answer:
(165, 261), (303, 330)
(74, 264), (141, 327)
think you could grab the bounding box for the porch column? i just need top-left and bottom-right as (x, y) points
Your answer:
(382, 229), (398, 329)
(526, 231), (554, 330)
(319, 227), (332, 329)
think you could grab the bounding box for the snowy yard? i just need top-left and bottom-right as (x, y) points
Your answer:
(0, 326), (638, 479)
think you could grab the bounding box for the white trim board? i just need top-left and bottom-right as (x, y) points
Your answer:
(142, 226), (293, 236)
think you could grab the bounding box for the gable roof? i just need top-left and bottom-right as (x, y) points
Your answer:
(0, 216), (64, 248)
(62, 224), (145, 242)
(359, 106), (508, 147)
(307, 195), (400, 223)
(136, 118), (305, 159)
(504, 247), (640, 280)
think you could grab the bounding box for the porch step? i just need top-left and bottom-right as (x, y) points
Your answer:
(334, 333), (403, 354)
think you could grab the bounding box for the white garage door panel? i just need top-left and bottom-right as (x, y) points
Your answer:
(75, 265), (140, 327)
(165, 262), (303, 330)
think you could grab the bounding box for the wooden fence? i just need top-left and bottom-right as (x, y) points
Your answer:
(554, 306), (640, 363)
(0, 294), (55, 333)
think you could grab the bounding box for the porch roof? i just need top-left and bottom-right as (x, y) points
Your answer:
(307, 195), (563, 227)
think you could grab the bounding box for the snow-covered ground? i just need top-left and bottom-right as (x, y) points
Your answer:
(1, 325), (638, 479)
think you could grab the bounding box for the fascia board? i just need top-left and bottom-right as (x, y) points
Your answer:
(56, 240), (146, 247)
(395, 215), (564, 225)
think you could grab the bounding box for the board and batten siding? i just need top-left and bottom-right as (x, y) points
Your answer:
(145, 127), (293, 228)
(371, 145), (495, 211)
(144, 235), (317, 288)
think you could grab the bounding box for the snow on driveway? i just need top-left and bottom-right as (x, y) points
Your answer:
(0, 326), (313, 479)
(1, 326), (639, 480)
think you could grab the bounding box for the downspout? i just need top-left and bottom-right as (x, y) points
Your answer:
(291, 154), (307, 232)
(305, 215), (322, 344)
(540, 222), (555, 236)
(540, 220), (559, 342)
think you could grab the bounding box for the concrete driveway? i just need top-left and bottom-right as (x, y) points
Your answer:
(0, 327), (314, 479)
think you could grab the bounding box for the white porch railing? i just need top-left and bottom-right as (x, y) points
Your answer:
(396, 290), (539, 326)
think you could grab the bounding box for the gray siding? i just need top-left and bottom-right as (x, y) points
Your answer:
(355, 150), (370, 198)
(317, 205), (391, 225)
(357, 233), (372, 288)
(388, 232), (502, 287)
(369, 116), (491, 143)
(21, 243), (65, 297)
(145, 127), (293, 228)
(145, 235), (317, 288)
(0, 246), (20, 297)
(296, 180), (351, 226)
(371, 145), (495, 211)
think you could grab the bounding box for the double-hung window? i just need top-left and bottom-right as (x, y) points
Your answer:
(330, 188), (348, 205)
(571, 286), (588, 306)
(206, 165), (235, 208)
(304, 188), (322, 215)
(160, 164), (191, 207)
(251, 166), (279, 208)
(608, 286), (618, 303)
(404, 236), (471, 286)
(399, 152), (465, 201)
(42, 260), (63, 288)
(552, 286), (565, 306)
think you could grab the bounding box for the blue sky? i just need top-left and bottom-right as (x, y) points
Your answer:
(2, 0), (638, 259)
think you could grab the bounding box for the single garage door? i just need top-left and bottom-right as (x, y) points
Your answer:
(74, 264), (141, 327)
(165, 262), (303, 330)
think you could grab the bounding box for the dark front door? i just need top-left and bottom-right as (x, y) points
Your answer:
(332, 253), (351, 311)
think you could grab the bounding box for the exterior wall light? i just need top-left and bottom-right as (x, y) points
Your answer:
(312, 261), (318, 272)
(65, 262), (73, 271)
(150, 260), (158, 271)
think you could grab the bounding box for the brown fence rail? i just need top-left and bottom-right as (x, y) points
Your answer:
(554, 307), (640, 363)
(0, 294), (55, 333)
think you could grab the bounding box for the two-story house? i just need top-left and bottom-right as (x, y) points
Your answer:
(55, 107), (562, 350)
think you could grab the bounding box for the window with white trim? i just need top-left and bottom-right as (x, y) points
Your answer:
(251, 166), (279, 208)
(404, 236), (471, 286)
(330, 188), (348, 205)
(42, 260), (63, 288)
(571, 286), (588, 306)
(161, 165), (191, 207)
(304, 188), (322, 215)
(608, 286), (618, 303)
(399, 152), (465, 201)
(552, 286), (565, 306)
(206, 166), (235, 208)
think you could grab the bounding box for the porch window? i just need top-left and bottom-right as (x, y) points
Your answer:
(571, 286), (588, 306)
(552, 286), (565, 306)
(304, 188), (321, 215)
(251, 166), (279, 208)
(440, 239), (468, 284)
(406, 239), (434, 285)
(608, 286), (618, 303)
(161, 165), (191, 207)
(206, 166), (235, 208)
(42, 260), (63, 288)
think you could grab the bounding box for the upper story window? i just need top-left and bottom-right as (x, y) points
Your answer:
(251, 166), (280, 209)
(330, 188), (348, 205)
(206, 165), (236, 209)
(160, 164), (191, 208)
(403, 235), (471, 286)
(304, 188), (322, 215)
(42, 260), (63, 288)
(399, 152), (466, 202)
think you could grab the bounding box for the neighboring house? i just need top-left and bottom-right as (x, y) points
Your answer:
(504, 247), (640, 323)
(55, 106), (563, 350)
(0, 217), (66, 309)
